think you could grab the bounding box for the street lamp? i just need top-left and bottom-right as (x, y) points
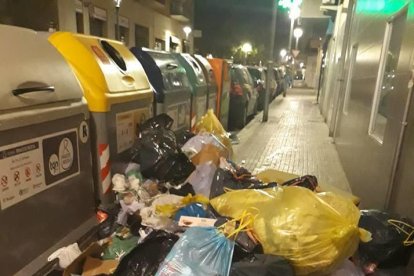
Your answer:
(241, 42), (252, 65)
(293, 27), (303, 49)
(288, 5), (300, 53)
(114, 0), (123, 40)
(280, 48), (287, 59)
(183, 26), (192, 39)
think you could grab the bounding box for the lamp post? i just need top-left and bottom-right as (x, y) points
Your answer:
(183, 26), (192, 53)
(241, 42), (252, 65)
(114, 0), (122, 40)
(263, 0), (277, 122)
(288, 5), (300, 53)
(293, 27), (303, 49)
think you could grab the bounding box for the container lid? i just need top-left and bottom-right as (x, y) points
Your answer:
(175, 53), (207, 86)
(49, 32), (152, 112)
(194, 54), (217, 87)
(0, 25), (84, 112)
(130, 47), (190, 102)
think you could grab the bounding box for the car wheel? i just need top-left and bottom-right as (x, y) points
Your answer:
(239, 105), (247, 129)
(253, 100), (258, 115)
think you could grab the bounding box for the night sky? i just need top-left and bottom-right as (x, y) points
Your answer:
(194, 0), (291, 62)
(194, 0), (329, 64)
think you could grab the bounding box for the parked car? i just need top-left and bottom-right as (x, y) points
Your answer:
(247, 66), (266, 111)
(293, 70), (306, 88)
(229, 64), (258, 129)
(274, 68), (287, 97)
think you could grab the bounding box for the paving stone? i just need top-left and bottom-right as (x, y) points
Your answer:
(233, 88), (351, 192)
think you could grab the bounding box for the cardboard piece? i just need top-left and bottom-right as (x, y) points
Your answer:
(191, 144), (227, 166)
(63, 242), (107, 276)
(82, 257), (119, 276)
(178, 216), (217, 227)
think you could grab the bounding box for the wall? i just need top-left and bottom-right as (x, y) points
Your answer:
(0, 0), (192, 52)
(329, 0), (414, 213)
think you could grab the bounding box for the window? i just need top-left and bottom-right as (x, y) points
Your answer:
(117, 25), (129, 45)
(369, 7), (407, 143)
(76, 12), (84, 33)
(343, 44), (358, 115)
(117, 16), (129, 45)
(135, 24), (149, 48)
(155, 38), (165, 50)
(89, 7), (107, 37)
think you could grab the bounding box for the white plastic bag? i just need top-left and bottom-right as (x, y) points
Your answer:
(47, 243), (81, 269)
(186, 162), (217, 198)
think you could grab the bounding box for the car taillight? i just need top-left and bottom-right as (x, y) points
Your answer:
(231, 83), (243, 96)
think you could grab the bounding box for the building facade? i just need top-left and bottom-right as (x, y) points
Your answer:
(0, 0), (193, 52)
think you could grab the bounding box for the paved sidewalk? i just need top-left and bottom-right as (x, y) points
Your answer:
(233, 88), (351, 192)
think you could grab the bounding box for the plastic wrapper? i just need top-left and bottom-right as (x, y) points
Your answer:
(102, 235), (139, 260)
(182, 133), (229, 164)
(194, 109), (233, 157)
(140, 194), (183, 232)
(156, 227), (234, 276)
(230, 254), (294, 276)
(155, 194), (209, 218)
(131, 114), (195, 185)
(114, 230), (179, 276)
(211, 186), (369, 275)
(281, 175), (318, 191)
(210, 168), (277, 199)
(173, 203), (207, 221)
(357, 210), (414, 271)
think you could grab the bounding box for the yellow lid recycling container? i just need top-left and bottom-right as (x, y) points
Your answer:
(49, 32), (153, 207)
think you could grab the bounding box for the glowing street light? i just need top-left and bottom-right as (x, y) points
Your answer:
(241, 42), (253, 65)
(183, 26), (192, 39)
(280, 48), (287, 58)
(293, 27), (303, 49)
(288, 5), (301, 52)
(241, 42), (253, 54)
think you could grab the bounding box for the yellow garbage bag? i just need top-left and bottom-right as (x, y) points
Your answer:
(210, 186), (368, 275)
(256, 168), (360, 205)
(195, 109), (233, 157)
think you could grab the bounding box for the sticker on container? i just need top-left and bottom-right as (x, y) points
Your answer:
(116, 108), (149, 153)
(196, 95), (208, 120)
(0, 129), (80, 210)
(91, 45), (110, 64)
(79, 121), (89, 144)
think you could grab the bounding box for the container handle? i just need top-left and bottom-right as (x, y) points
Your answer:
(12, 86), (55, 96)
(166, 63), (178, 70)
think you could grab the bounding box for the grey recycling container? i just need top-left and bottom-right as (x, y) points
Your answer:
(0, 25), (96, 275)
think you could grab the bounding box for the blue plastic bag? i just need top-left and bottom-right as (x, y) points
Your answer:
(173, 203), (207, 221)
(156, 227), (234, 276)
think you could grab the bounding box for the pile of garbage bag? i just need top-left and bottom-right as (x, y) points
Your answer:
(47, 111), (414, 276)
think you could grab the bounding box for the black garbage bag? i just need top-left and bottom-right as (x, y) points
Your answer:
(210, 168), (278, 199)
(230, 254), (294, 276)
(358, 210), (414, 270)
(114, 230), (179, 276)
(131, 114), (195, 184)
(281, 175), (318, 191)
(176, 130), (195, 148)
